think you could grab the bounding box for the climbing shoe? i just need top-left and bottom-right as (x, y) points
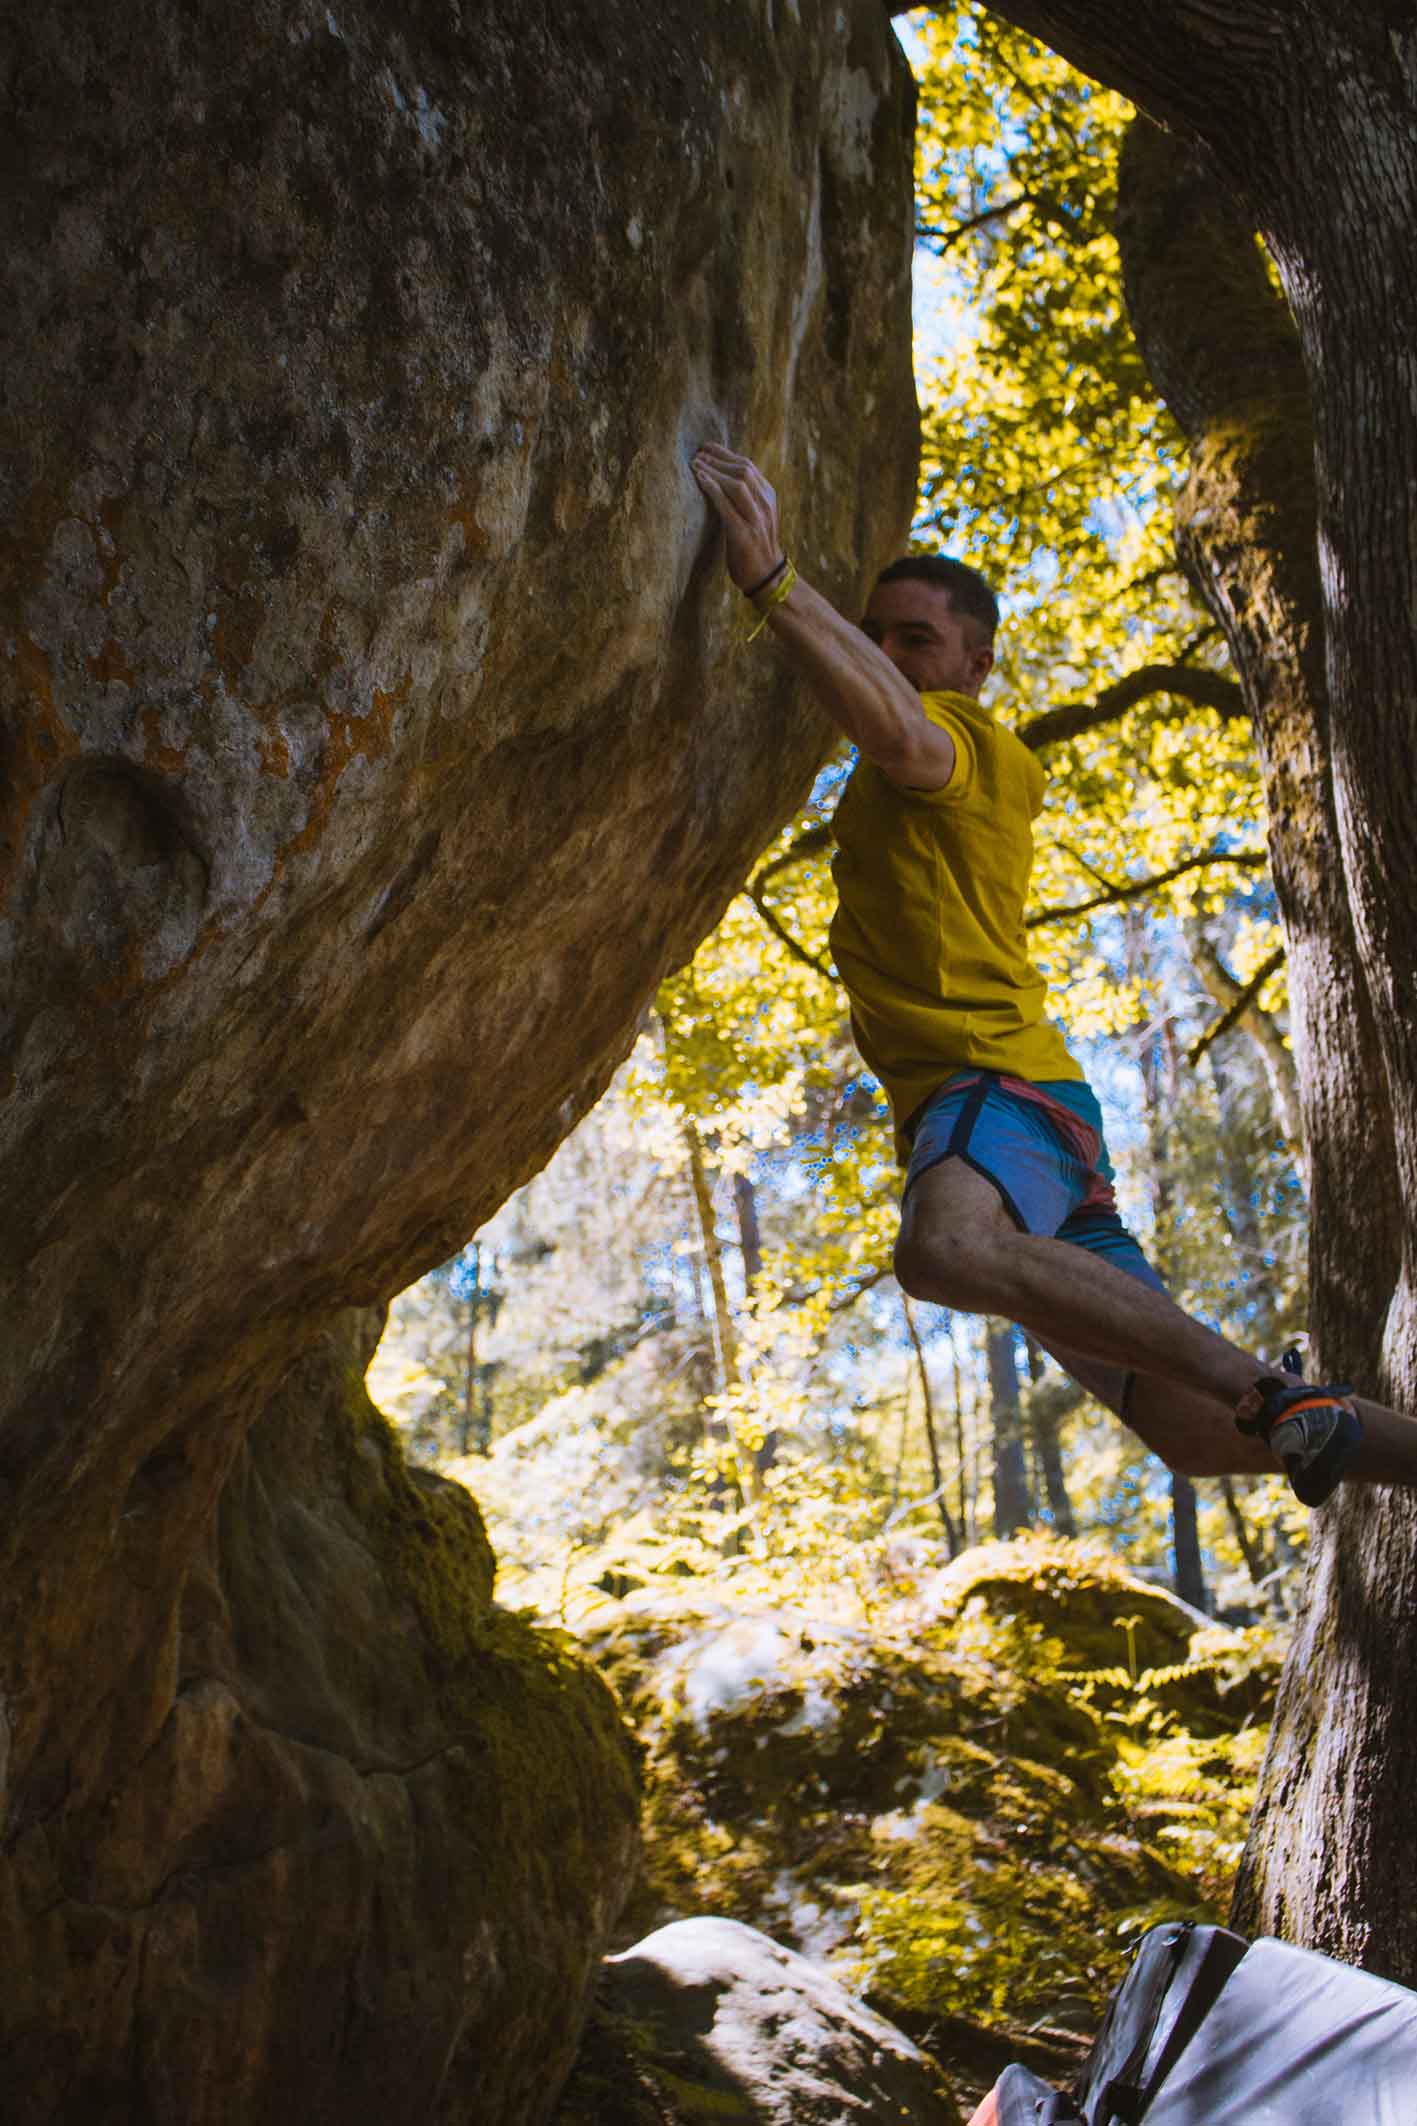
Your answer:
(1234, 1369), (1363, 1506)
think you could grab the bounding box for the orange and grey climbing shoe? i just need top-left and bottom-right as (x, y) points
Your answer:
(1235, 1354), (1363, 1506)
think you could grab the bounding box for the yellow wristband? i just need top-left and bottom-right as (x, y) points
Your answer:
(746, 558), (798, 642)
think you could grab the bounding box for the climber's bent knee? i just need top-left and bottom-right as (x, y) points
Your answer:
(893, 1155), (1017, 1311)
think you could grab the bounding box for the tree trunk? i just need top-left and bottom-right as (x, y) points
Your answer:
(1170, 1474), (1207, 1614)
(1203, 1045), (1284, 1323)
(1130, 913), (1210, 1615)
(683, 1124), (753, 1508)
(987, 1321), (1031, 1538)
(1188, 926), (1306, 1182)
(949, 1314), (972, 1544)
(1114, 114), (1400, 1386)
(1030, 1395), (1077, 1538)
(684, 1122), (739, 1393)
(734, 1169), (779, 1476)
(1022, 1335), (1077, 1535)
(1220, 1475), (1270, 1592)
(977, 0), (1417, 1972)
(903, 1298), (960, 1555)
(733, 1170), (763, 1292)
(459, 1244), (481, 1458)
(461, 1302), (478, 1459)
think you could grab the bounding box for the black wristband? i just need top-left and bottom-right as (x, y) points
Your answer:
(743, 556), (788, 599)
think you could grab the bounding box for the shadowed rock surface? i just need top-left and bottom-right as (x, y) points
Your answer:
(0, 0), (918, 2116)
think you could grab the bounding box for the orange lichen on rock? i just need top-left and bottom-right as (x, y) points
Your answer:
(140, 705), (187, 777)
(87, 637), (136, 686)
(284, 679), (405, 860)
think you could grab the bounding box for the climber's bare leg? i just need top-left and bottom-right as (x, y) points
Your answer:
(1037, 1339), (1274, 1477)
(895, 1156), (1417, 1486)
(1069, 1362), (1417, 1487)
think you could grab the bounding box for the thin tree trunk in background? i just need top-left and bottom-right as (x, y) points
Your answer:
(1023, 1334), (1077, 1536)
(731, 1170), (779, 1477)
(1128, 914), (1212, 1617)
(1032, 1400), (1078, 1539)
(684, 1122), (738, 1392)
(949, 1314), (971, 1545)
(1189, 927), (1306, 1186)
(1204, 1048), (1271, 1261)
(680, 1181), (716, 1404)
(1171, 1474), (1208, 1614)
(682, 1128), (749, 1507)
(987, 1321), (1031, 1539)
(903, 1298), (959, 1555)
(733, 1170), (763, 1291)
(1221, 1475), (1269, 1591)
(461, 1301), (477, 1457)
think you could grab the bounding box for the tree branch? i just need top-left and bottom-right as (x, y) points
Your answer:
(970, 3), (1282, 162)
(1017, 662), (1247, 750)
(775, 1263), (889, 1312)
(744, 823), (837, 980)
(915, 195), (1038, 253)
(1026, 847), (1266, 927)
(1055, 839), (1119, 890)
(1185, 944), (1285, 1064)
(750, 821), (832, 892)
(829, 1264), (891, 1314)
(745, 886), (838, 982)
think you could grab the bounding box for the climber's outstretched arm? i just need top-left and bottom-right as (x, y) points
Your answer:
(691, 441), (955, 793)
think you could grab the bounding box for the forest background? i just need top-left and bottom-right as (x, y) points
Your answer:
(370, 3), (1307, 1630)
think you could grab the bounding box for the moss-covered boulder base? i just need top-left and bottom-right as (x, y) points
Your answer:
(580, 1540), (1277, 2041)
(5, 1314), (641, 2123)
(0, 0), (915, 2117)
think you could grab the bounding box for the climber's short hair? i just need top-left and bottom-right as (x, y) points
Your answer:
(873, 554), (1000, 645)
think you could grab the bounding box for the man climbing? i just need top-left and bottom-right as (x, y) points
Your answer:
(691, 439), (1417, 1505)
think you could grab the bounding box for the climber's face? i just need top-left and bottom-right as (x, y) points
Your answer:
(860, 579), (994, 700)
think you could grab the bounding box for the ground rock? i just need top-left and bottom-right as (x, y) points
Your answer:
(917, 1540), (1277, 1727)
(566, 1538), (1272, 2042)
(0, 0), (917, 2117)
(555, 1917), (963, 2126)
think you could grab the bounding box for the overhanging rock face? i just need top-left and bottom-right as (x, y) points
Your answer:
(0, 0), (918, 2118)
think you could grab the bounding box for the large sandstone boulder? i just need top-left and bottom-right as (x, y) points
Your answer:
(0, 0), (917, 2117)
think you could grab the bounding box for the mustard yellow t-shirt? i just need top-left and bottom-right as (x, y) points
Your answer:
(828, 688), (1081, 1155)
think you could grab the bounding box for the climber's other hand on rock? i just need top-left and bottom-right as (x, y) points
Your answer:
(692, 442), (782, 592)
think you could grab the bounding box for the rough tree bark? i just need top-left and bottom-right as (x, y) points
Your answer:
(975, 0), (1417, 1975)
(1114, 115), (1401, 1387)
